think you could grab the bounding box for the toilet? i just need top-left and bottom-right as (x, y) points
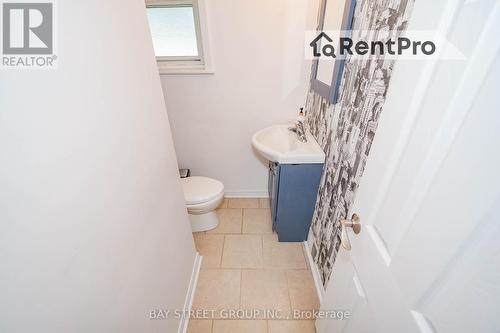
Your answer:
(181, 176), (224, 232)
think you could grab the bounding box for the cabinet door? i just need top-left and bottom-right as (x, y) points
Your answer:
(269, 162), (280, 231)
(268, 162), (273, 198)
(275, 163), (323, 241)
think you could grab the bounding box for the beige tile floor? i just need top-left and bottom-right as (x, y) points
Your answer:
(188, 198), (319, 333)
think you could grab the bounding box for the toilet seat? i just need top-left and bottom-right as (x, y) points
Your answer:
(185, 192), (224, 214)
(182, 176), (224, 205)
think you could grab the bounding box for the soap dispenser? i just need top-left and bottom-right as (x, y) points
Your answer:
(297, 107), (306, 122)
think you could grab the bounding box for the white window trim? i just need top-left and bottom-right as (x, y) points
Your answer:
(146, 0), (214, 75)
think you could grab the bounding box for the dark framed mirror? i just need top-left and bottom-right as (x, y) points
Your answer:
(310, 0), (356, 104)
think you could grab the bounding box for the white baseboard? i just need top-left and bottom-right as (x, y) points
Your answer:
(178, 253), (203, 333)
(303, 240), (325, 304)
(224, 190), (269, 198)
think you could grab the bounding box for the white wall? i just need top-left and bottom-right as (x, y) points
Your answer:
(160, 0), (320, 196)
(0, 1), (196, 332)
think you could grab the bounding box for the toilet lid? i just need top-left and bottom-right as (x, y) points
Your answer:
(182, 176), (224, 205)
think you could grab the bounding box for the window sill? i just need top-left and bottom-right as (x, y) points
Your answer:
(157, 65), (215, 75)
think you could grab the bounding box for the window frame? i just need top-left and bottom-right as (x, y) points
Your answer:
(146, 0), (214, 75)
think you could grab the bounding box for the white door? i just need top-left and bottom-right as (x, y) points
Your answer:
(316, 0), (500, 332)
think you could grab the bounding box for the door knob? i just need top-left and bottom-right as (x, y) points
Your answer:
(340, 214), (361, 251)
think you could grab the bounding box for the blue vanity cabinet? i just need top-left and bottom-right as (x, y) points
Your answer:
(268, 162), (323, 242)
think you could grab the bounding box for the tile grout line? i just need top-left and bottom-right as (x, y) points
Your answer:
(261, 234), (265, 270)
(260, 234), (264, 269)
(285, 268), (294, 322)
(239, 269), (243, 312)
(219, 234), (226, 268)
(241, 208), (244, 234)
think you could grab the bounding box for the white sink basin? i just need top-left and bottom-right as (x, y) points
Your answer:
(252, 124), (325, 164)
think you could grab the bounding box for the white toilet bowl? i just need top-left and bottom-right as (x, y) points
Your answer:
(181, 176), (224, 232)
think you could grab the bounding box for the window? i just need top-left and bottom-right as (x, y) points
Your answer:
(146, 0), (213, 74)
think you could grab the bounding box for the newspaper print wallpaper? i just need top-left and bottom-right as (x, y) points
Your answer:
(305, 0), (415, 287)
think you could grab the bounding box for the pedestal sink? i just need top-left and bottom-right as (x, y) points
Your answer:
(252, 124), (325, 164)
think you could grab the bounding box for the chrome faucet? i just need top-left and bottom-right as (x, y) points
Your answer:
(289, 119), (307, 143)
